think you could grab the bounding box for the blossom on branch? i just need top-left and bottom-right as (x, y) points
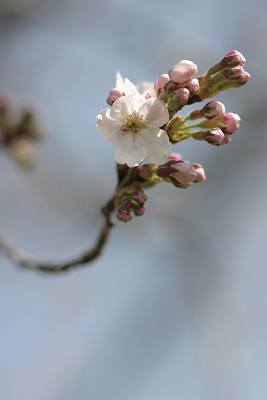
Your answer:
(97, 93), (171, 167)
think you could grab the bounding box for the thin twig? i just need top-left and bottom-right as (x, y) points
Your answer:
(0, 168), (133, 273)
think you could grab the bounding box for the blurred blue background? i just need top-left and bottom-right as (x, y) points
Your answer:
(0, 0), (266, 399)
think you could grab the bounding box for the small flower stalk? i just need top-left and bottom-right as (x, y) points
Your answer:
(96, 50), (250, 222)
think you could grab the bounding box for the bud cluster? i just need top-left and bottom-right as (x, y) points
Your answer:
(155, 60), (199, 116)
(0, 97), (41, 166)
(185, 101), (241, 145)
(166, 97), (242, 145)
(190, 50), (251, 103)
(117, 189), (148, 222)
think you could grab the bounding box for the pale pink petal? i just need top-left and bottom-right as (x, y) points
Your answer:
(111, 94), (146, 120)
(115, 72), (138, 95)
(139, 98), (169, 128)
(141, 128), (171, 164)
(96, 109), (121, 139)
(112, 132), (147, 167)
(136, 81), (155, 96)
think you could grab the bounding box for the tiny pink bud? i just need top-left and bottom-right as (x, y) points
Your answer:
(192, 163), (206, 182)
(131, 189), (147, 205)
(164, 81), (182, 93)
(169, 160), (197, 188)
(204, 128), (225, 145)
(184, 78), (200, 95)
(242, 71), (251, 84)
(223, 66), (246, 80)
(134, 206), (145, 216)
(174, 87), (190, 105)
(168, 152), (183, 162)
(203, 101), (226, 119)
(155, 74), (170, 91)
(169, 60), (198, 84)
(223, 50), (246, 67)
(120, 198), (133, 210)
(223, 134), (232, 144)
(222, 112), (241, 134)
(107, 88), (123, 106)
(117, 209), (132, 222)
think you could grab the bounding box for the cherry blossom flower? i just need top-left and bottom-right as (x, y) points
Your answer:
(97, 93), (171, 167)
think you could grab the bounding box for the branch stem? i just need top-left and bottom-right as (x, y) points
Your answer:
(0, 167), (133, 273)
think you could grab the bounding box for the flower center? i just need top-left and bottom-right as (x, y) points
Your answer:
(122, 112), (145, 133)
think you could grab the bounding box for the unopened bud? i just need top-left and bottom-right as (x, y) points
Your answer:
(169, 160), (197, 188)
(169, 60), (198, 84)
(164, 81), (182, 93)
(134, 206), (145, 216)
(202, 101), (225, 119)
(223, 134), (232, 144)
(223, 66), (246, 80)
(174, 87), (190, 105)
(117, 209), (132, 222)
(204, 128), (225, 145)
(222, 50), (246, 68)
(184, 78), (200, 95)
(222, 112), (241, 134)
(188, 109), (204, 120)
(168, 152), (183, 162)
(107, 88), (123, 106)
(155, 74), (170, 91)
(131, 189), (147, 205)
(192, 163), (206, 182)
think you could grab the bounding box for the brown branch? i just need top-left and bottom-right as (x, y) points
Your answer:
(0, 167), (133, 273)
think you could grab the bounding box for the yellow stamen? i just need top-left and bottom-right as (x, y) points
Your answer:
(122, 112), (145, 133)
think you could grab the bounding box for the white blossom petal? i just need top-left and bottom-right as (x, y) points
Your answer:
(116, 72), (125, 92)
(116, 72), (138, 95)
(96, 109), (121, 139)
(138, 98), (169, 128)
(112, 132), (147, 167)
(111, 94), (146, 120)
(136, 80), (155, 96)
(141, 128), (171, 164)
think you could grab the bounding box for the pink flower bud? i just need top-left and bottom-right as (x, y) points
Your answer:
(168, 152), (183, 162)
(169, 160), (197, 188)
(223, 66), (246, 80)
(131, 189), (147, 205)
(202, 101), (225, 119)
(155, 74), (170, 91)
(117, 209), (132, 222)
(192, 163), (206, 182)
(204, 128), (225, 145)
(169, 60), (198, 84)
(184, 78), (200, 95)
(174, 87), (190, 105)
(134, 206), (145, 216)
(223, 134), (232, 144)
(107, 88), (123, 106)
(222, 112), (241, 134)
(223, 50), (246, 67)
(242, 71), (251, 84)
(120, 198), (133, 210)
(164, 81), (182, 93)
